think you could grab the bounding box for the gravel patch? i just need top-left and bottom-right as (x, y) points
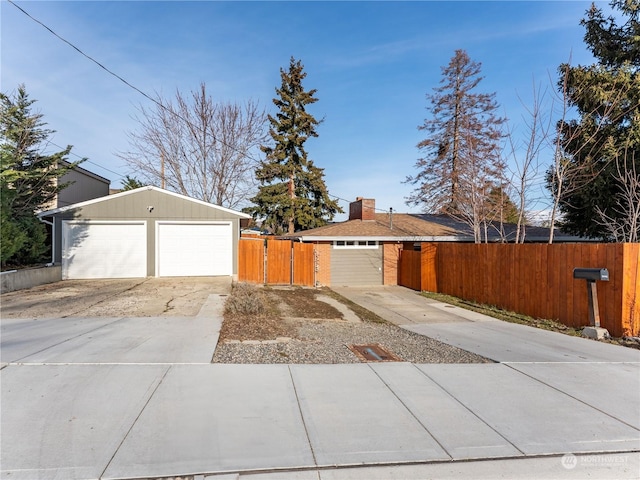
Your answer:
(213, 318), (491, 364)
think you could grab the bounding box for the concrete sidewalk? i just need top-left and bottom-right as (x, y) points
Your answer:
(2, 363), (639, 479)
(1, 286), (639, 479)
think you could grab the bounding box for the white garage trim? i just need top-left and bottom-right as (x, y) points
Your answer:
(62, 221), (147, 279)
(156, 221), (233, 277)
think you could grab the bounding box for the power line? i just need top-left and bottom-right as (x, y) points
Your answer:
(9, 1), (397, 204)
(8, 0), (262, 166)
(329, 193), (400, 213)
(45, 139), (127, 180)
(8, 1), (157, 107)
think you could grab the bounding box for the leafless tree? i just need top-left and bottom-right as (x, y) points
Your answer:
(406, 50), (506, 244)
(595, 148), (640, 242)
(118, 83), (267, 209)
(453, 123), (507, 243)
(505, 81), (552, 243)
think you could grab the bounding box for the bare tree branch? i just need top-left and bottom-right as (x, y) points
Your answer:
(595, 148), (640, 242)
(117, 83), (267, 209)
(505, 80), (552, 243)
(546, 60), (627, 243)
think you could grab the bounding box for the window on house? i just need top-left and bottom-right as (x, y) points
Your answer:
(333, 240), (379, 249)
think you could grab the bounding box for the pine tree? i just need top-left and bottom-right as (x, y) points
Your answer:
(1, 85), (81, 265)
(485, 186), (521, 225)
(121, 175), (146, 191)
(405, 49), (505, 242)
(245, 57), (342, 234)
(549, 1), (639, 240)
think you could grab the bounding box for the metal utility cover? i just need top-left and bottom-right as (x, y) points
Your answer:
(348, 343), (402, 362)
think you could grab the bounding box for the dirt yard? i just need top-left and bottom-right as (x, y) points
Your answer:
(214, 285), (492, 364)
(0, 277), (231, 318)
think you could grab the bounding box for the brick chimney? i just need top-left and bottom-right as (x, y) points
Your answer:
(349, 197), (375, 220)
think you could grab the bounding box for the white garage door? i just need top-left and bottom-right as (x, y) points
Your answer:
(156, 222), (232, 277)
(62, 221), (147, 279)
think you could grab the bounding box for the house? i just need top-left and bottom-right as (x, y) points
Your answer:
(37, 186), (250, 280)
(285, 197), (585, 286)
(42, 160), (111, 210)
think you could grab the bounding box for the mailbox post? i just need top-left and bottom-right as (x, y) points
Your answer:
(573, 268), (609, 339)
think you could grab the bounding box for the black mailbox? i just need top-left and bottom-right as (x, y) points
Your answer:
(573, 268), (609, 282)
(573, 267), (609, 329)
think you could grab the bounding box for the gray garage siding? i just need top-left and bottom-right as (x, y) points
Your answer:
(330, 247), (383, 286)
(48, 188), (245, 276)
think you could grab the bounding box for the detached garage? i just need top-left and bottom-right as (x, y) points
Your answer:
(38, 186), (249, 279)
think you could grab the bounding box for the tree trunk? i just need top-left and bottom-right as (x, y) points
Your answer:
(288, 173), (295, 234)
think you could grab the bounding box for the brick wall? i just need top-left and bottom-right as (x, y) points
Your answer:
(383, 243), (403, 285)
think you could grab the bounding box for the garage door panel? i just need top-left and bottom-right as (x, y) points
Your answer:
(157, 223), (232, 277)
(62, 222), (147, 279)
(331, 248), (382, 286)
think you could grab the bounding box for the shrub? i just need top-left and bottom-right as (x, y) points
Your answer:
(225, 282), (267, 316)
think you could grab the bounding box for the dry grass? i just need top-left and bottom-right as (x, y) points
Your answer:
(219, 285), (385, 342)
(420, 291), (640, 349)
(270, 287), (342, 318)
(220, 283), (293, 341)
(224, 282), (269, 316)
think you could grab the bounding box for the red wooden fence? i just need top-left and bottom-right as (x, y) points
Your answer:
(411, 242), (639, 337)
(238, 238), (264, 283)
(398, 250), (421, 291)
(240, 238), (638, 337)
(239, 238), (315, 287)
(293, 242), (315, 286)
(266, 239), (292, 285)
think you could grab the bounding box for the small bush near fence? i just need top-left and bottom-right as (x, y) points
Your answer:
(224, 283), (268, 316)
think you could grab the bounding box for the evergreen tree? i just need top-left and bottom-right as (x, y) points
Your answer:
(245, 57), (341, 234)
(121, 175), (146, 191)
(549, 0), (639, 240)
(485, 186), (521, 225)
(405, 49), (505, 242)
(1, 85), (81, 266)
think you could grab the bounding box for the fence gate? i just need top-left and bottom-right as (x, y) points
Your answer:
(238, 239), (265, 283)
(398, 249), (421, 291)
(293, 242), (314, 286)
(238, 238), (315, 287)
(266, 239), (292, 284)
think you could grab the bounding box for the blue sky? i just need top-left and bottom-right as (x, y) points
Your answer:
(2, 1), (605, 220)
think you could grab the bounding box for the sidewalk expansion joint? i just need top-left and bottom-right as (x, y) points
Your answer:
(367, 363), (453, 460)
(99, 365), (172, 479)
(287, 365), (319, 468)
(412, 364), (525, 455)
(503, 363), (640, 432)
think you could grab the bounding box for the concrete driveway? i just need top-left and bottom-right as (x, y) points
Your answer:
(1, 277), (230, 364)
(1, 283), (639, 480)
(333, 285), (640, 363)
(0, 277), (231, 318)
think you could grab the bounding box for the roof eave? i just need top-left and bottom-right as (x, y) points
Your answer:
(290, 235), (471, 242)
